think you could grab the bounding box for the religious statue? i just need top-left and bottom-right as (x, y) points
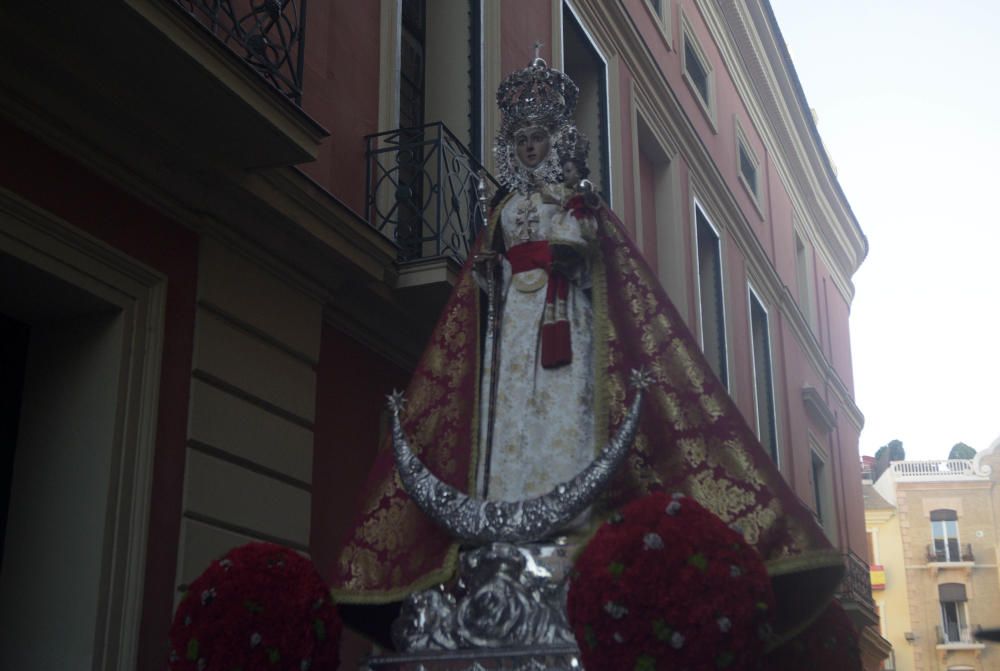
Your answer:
(332, 53), (844, 655)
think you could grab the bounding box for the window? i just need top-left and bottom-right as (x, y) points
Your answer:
(684, 40), (709, 103)
(930, 509), (962, 562)
(399, 0), (426, 130)
(694, 203), (728, 388)
(749, 287), (778, 463)
(809, 438), (835, 538)
(681, 13), (714, 122)
(738, 141), (757, 195)
(811, 449), (826, 522)
(939, 583), (969, 643)
(563, 3), (611, 200)
(793, 230), (817, 329)
(644, 0), (672, 48)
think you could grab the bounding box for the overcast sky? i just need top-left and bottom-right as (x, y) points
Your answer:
(768, 0), (1000, 461)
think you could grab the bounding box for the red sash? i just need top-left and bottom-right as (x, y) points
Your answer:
(505, 241), (572, 369)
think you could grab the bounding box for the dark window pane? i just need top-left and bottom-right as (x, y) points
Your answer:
(696, 210), (727, 387)
(684, 39), (709, 103)
(739, 142), (757, 193)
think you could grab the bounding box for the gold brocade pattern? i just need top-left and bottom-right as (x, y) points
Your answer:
(332, 204), (839, 636)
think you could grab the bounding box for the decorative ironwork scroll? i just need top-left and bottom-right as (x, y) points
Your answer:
(365, 122), (499, 264)
(173, 0), (306, 103)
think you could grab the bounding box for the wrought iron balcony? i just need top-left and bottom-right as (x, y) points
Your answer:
(937, 624), (982, 645)
(366, 123), (498, 265)
(836, 550), (878, 628)
(927, 543), (974, 563)
(173, 0), (306, 103)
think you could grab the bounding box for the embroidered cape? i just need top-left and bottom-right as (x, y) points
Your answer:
(330, 201), (843, 640)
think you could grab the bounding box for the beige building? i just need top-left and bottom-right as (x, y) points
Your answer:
(867, 441), (1000, 670)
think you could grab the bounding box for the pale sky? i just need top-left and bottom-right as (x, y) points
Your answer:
(768, 0), (1000, 461)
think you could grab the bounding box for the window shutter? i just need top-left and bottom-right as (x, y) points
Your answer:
(930, 509), (958, 522)
(938, 583), (967, 602)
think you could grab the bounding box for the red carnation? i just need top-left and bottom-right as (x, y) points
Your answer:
(168, 542), (341, 671)
(567, 493), (774, 671)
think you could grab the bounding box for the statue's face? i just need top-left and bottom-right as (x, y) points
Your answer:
(514, 125), (551, 168)
(562, 160), (581, 186)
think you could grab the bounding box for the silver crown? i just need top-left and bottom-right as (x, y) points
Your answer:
(496, 57), (579, 135)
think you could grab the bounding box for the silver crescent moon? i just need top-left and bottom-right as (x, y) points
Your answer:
(389, 370), (651, 544)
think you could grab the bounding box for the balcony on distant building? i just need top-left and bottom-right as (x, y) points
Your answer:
(936, 624), (985, 659)
(836, 550), (879, 628)
(927, 543), (974, 564)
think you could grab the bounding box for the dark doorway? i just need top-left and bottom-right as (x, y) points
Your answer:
(0, 313), (28, 572)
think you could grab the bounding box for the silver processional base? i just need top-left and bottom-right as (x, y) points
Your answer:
(362, 542), (584, 671)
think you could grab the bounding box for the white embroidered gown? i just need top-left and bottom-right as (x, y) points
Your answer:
(478, 189), (598, 502)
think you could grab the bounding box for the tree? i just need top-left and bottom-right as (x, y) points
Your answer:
(872, 439), (905, 481)
(948, 442), (976, 460)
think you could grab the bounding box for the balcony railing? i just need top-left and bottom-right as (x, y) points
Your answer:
(836, 550), (877, 626)
(891, 459), (978, 479)
(174, 0), (307, 103)
(926, 543), (974, 563)
(937, 624), (981, 645)
(366, 123), (498, 264)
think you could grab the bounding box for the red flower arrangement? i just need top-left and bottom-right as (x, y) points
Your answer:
(168, 542), (341, 671)
(766, 600), (862, 671)
(567, 493), (775, 671)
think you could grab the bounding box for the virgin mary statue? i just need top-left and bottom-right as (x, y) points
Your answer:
(332, 56), (843, 644)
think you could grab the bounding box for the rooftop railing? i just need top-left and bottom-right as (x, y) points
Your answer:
(173, 0), (307, 103)
(891, 460), (979, 479)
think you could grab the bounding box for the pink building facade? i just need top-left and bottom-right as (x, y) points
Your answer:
(0, 1), (874, 668)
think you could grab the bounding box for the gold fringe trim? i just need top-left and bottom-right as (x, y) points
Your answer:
(765, 549), (845, 577)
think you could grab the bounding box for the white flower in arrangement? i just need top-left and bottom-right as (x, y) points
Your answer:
(643, 532), (664, 550)
(671, 492), (684, 500)
(197, 659), (206, 671)
(200, 588), (216, 605)
(717, 616), (732, 633)
(670, 631), (685, 649)
(603, 601), (629, 619)
(250, 632), (262, 648)
(219, 559), (233, 570)
(613, 632), (624, 643)
(729, 564), (743, 578)
(300, 659), (311, 670)
(665, 500), (682, 516)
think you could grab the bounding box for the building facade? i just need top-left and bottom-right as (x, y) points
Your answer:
(0, 1), (873, 668)
(868, 443), (1000, 670)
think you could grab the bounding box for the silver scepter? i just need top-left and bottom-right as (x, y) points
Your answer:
(474, 173), (501, 498)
